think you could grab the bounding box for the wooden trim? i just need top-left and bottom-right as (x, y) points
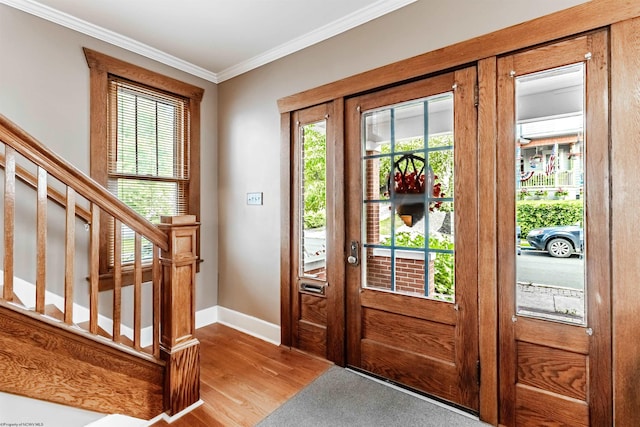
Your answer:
(36, 167), (47, 314)
(83, 48), (204, 101)
(277, 0), (640, 113)
(280, 112), (292, 347)
(453, 65), (480, 411)
(89, 204), (100, 334)
(153, 244), (161, 358)
(64, 187), (75, 325)
(188, 97), (202, 273)
(344, 95), (363, 367)
(134, 233), (142, 350)
(611, 16), (640, 426)
(113, 219), (122, 342)
(584, 29), (612, 425)
(326, 98), (345, 366)
(477, 56), (498, 425)
(496, 52), (517, 427)
(3, 147), (15, 302)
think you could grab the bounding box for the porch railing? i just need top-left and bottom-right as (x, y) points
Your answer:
(520, 170), (577, 188)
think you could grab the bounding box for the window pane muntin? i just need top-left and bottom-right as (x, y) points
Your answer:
(361, 92), (455, 301)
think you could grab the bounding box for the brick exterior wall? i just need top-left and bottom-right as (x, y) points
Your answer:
(363, 151), (437, 297)
(367, 254), (435, 296)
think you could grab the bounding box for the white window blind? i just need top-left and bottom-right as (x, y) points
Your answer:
(108, 78), (190, 263)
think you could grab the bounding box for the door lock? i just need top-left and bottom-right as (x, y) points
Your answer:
(347, 240), (360, 265)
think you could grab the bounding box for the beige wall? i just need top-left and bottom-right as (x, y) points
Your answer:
(217, 0), (587, 325)
(0, 0), (588, 326)
(0, 4), (219, 312)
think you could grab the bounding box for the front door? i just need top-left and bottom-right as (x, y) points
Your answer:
(344, 67), (480, 411)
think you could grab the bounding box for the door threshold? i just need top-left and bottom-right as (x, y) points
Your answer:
(346, 366), (480, 420)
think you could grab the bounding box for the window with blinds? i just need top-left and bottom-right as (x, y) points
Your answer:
(108, 78), (190, 263)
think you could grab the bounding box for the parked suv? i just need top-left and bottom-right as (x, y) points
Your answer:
(526, 225), (583, 258)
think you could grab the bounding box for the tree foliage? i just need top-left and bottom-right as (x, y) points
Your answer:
(302, 124), (327, 229)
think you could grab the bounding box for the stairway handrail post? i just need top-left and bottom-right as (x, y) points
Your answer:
(158, 215), (200, 416)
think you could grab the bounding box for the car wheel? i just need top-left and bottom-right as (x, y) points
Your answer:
(546, 237), (573, 258)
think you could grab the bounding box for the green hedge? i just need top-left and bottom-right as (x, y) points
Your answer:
(516, 200), (583, 238)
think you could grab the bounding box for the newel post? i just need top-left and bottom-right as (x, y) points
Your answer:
(158, 215), (200, 416)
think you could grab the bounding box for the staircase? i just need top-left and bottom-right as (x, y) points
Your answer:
(0, 114), (201, 421)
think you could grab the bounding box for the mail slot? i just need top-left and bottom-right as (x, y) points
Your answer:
(299, 282), (326, 296)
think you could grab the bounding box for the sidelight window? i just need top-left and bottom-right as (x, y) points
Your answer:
(514, 63), (586, 324)
(299, 121), (327, 279)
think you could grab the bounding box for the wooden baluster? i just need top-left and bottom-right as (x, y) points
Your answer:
(3, 146), (15, 302)
(152, 243), (161, 358)
(89, 204), (100, 334)
(113, 219), (122, 342)
(159, 215), (200, 415)
(36, 167), (47, 313)
(64, 187), (75, 325)
(133, 232), (142, 350)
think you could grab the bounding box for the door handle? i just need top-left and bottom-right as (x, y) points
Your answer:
(347, 240), (360, 265)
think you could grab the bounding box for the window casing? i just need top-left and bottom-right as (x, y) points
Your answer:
(85, 48), (203, 281)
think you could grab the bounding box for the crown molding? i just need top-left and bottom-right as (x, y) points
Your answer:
(0, 0), (220, 83)
(1, 0), (417, 84)
(216, 0), (417, 82)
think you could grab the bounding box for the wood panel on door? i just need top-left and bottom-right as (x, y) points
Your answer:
(497, 31), (611, 426)
(345, 67), (479, 411)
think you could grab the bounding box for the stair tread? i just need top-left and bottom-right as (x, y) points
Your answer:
(0, 286), (26, 307)
(77, 321), (113, 340)
(44, 304), (64, 321)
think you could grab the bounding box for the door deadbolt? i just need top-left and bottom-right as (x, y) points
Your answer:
(347, 240), (360, 265)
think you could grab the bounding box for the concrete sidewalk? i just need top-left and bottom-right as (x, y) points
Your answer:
(516, 282), (584, 324)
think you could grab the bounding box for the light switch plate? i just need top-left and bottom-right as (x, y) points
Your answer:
(247, 192), (263, 205)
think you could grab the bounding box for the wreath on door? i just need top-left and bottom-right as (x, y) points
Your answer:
(387, 154), (444, 227)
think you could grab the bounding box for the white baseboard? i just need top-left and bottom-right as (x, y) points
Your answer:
(195, 305), (280, 346)
(195, 306), (218, 328)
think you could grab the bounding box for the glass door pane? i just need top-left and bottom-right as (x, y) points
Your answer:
(300, 121), (327, 280)
(515, 63), (586, 324)
(361, 94), (455, 301)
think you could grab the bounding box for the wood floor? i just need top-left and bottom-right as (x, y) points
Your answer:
(151, 323), (331, 427)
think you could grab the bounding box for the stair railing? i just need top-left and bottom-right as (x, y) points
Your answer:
(0, 114), (200, 416)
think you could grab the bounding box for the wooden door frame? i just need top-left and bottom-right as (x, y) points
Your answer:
(280, 4), (640, 425)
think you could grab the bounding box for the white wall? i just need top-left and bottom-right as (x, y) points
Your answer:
(0, 4), (219, 313)
(217, 0), (587, 324)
